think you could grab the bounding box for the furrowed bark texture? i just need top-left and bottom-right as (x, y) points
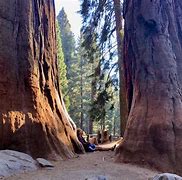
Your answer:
(117, 0), (182, 174)
(0, 0), (83, 158)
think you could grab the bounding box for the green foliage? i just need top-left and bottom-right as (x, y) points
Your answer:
(56, 21), (70, 110)
(57, 8), (83, 126)
(105, 90), (120, 136)
(57, 8), (76, 77)
(56, 4), (121, 135)
(80, 0), (121, 133)
(71, 37), (96, 131)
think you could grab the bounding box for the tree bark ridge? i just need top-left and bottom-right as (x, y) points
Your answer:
(117, 0), (182, 174)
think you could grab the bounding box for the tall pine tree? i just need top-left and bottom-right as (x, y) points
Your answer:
(57, 8), (76, 77)
(57, 8), (82, 126)
(56, 21), (70, 109)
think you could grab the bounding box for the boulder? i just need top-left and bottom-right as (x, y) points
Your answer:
(0, 150), (38, 178)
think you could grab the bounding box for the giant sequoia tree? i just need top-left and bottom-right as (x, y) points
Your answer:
(117, 0), (182, 174)
(0, 0), (82, 158)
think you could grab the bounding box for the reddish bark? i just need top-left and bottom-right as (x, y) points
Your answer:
(117, 0), (182, 174)
(0, 0), (83, 158)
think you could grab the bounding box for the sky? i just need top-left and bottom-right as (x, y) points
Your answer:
(54, 0), (82, 39)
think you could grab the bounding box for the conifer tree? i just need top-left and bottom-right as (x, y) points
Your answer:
(57, 8), (76, 78)
(56, 21), (70, 109)
(80, 0), (122, 133)
(57, 8), (82, 125)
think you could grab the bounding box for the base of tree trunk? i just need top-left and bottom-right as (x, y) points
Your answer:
(117, 148), (179, 175)
(116, 124), (182, 175)
(0, 103), (83, 159)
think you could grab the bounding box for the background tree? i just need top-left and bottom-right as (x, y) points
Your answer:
(76, 38), (92, 130)
(81, 33), (101, 134)
(56, 21), (70, 109)
(113, 0), (128, 136)
(80, 0), (123, 134)
(117, 0), (182, 174)
(0, 0), (83, 158)
(57, 8), (76, 77)
(76, 37), (103, 132)
(57, 8), (82, 126)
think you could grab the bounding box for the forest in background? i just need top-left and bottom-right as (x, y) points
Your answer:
(56, 1), (123, 136)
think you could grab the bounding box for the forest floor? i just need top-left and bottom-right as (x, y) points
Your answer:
(3, 150), (159, 180)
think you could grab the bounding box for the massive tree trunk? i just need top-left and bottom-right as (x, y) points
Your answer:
(117, 0), (182, 174)
(0, 0), (83, 158)
(113, 0), (128, 136)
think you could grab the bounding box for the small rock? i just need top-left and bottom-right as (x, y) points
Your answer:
(152, 173), (182, 180)
(85, 175), (107, 180)
(36, 158), (54, 167)
(98, 175), (107, 180)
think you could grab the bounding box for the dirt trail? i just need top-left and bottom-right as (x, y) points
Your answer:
(4, 151), (158, 180)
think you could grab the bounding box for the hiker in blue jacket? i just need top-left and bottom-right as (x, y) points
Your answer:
(77, 128), (96, 152)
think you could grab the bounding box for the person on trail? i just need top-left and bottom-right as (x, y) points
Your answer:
(77, 128), (96, 152)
